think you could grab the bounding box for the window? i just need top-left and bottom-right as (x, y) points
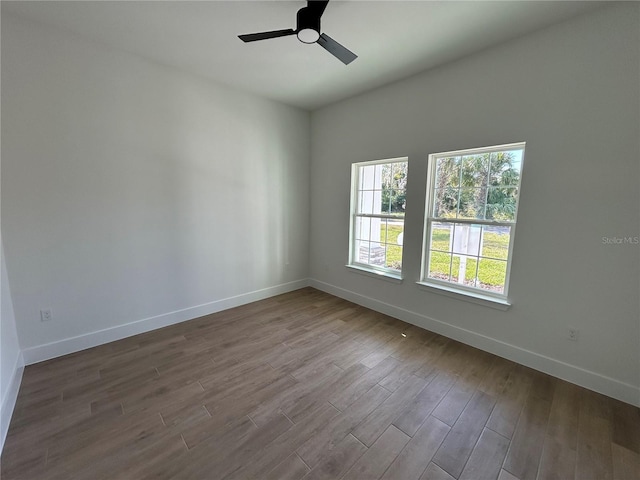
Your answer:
(420, 143), (525, 301)
(348, 158), (408, 278)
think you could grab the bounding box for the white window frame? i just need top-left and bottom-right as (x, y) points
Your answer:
(347, 157), (408, 280)
(419, 143), (525, 305)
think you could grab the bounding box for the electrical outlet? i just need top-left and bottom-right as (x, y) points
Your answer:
(568, 327), (579, 341)
(40, 308), (53, 322)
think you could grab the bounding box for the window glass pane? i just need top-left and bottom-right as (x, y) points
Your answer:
(450, 255), (478, 287)
(452, 224), (482, 257)
(359, 191), (374, 214)
(434, 156), (460, 188)
(390, 189), (406, 216)
(382, 164), (408, 215)
(372, 189), (383, 214)
(381, 163), (392, 189)
(490, 150), (522, 186)
(374, 164), (384, 189)
(433, 187), (458, 218)
(385, 244), (403, 271)
(457, 188), (487, 220)
(461, 153), (490, 189)
(430, 222), (452, 252)
(428, 250), (452, 282)
(355, 240), (370, 264)
(379, 219), (389, 244)
(357, 190), (385, 215)
(381, 189), (392, 214)
(485, 187), (518, 221)
(476, 258), (507, 294)
(355, 216), (371, 241)
(359, 164), (376, 190)
(480, 225), (511, 260)
(368, 244), (386, 266)
(382, 219), (404, 245)
(369, 218), (382, 245)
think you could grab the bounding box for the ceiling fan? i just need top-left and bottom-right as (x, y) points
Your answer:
(238, 0), (357, 65)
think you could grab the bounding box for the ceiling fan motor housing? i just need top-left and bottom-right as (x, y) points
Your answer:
(297, 7), (321, 43)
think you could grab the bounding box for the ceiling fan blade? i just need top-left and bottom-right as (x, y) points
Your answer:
(238, 29), (296, 42)
(317, 33), (357, 65)
(307, 0), (329, 17)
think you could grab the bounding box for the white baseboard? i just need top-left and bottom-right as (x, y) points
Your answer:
(22, 279), (309, 365)
(309, 278), (640, 407)
(1, 351), (24, 452)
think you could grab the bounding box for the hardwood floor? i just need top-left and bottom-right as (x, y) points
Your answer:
(2, 287), (639, 479)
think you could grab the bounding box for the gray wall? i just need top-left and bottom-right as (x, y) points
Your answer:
(309, 4), (640, 404)
(1, 14), (310, 354)
(1, 237), (22, 449)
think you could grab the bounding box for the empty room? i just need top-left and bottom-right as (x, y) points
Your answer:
(1, 1), (639, 479)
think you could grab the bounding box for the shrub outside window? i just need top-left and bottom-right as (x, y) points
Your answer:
(421, 143), (525, 300)
(349, 158), (408, 277)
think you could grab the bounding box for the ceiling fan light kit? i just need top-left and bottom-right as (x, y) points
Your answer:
(238, 0), (357, 65)
(296, 6), (321, 43)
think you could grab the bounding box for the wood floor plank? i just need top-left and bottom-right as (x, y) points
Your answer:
(181, 408), (257, 449)
(0, 446), (47, 480)
(3, 403), (92, 454)
(297, 384), (391, 468)
(46, 415), (175, 480)
(497, 469), (522, 480)
(537, 380), (579, 480)
(352, 374), (427, 447)
(413, 335), (451, 379)
(477, 356), (516, 398)
(459, 428), (510, 480)
(284, 363), (369, 423)
(432, 390), (497, 478)
(611, 398), (640, 454)
(265, 453), (310, 480)
(100, 434), (187, 480)
(431, 379), (475, 426)
(577, 407), (614, 480)
(159, 416), (258, 478)
(52, 431), (185, 480)
(486, 364), (534, 439)
(302, 434), (368, 480)
(165, 367), (294, 441)
(2, 288), (638, 480)
(44, 411), (165, 470)
(342, 425), (410, 480)
(392, 372), (455, 436)
(612, 443), (640, 480)
(419, 462), (456, 480)
(381, 416), (450, 480)
(205, 412), (296, 478)
(378, 355), (428, 392)
(224, 402), (340, 480)
(249, 363), (342, 426)
(183, 411), (293, 480)
(329, 355), (400, 411)
(502, 382), (553, 480)
(360, 336), (405, 368)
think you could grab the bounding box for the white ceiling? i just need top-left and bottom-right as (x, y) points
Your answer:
(2, 0), (606, 110)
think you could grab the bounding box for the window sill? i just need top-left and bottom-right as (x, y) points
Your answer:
(416, 281), (511, 311)
(346, 265), (403, 284)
